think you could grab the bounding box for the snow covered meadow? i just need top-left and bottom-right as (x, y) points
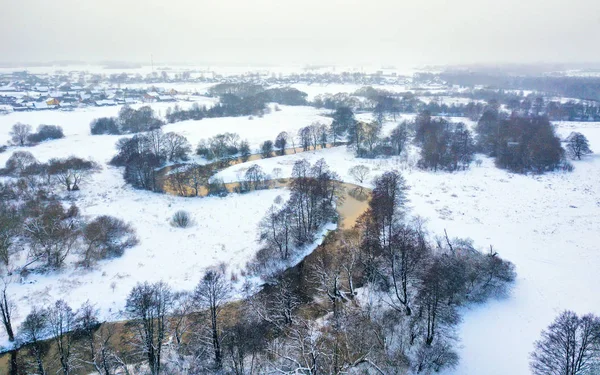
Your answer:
(215, 124), (600, 375)
(0, 103), (331, 343)
(0, 86), (599, 375)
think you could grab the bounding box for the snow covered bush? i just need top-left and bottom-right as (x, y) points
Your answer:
(26, 125), (64, 144)
(90, 116), (120, 135)
(171, 210), (192, 228)
(80, 215), (138, 267)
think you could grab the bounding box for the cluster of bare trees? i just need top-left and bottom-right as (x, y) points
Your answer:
(8, 123), (65, 146)
(0, 151), (99, 192)
(476, 108), (573, 173)
(252, 159), (340, 273)
(347, 171), (517, 372)
(414, 111), (475, 171)
(110, 129), (191, 191)
(196, 132), (246, 162)
(0, 174), (137, 273)
(90, 106), (164, 135)
(18, 201), (138, 271)
(12, 298), (130, 375)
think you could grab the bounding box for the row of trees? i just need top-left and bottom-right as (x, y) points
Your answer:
(165, 92), (269, 123)
(7, 268), (234, 375)
(196, 132), (249, 162)
(252, 159), (340, 273)
(90, 106), (164, 135)
(0, 151), (99, 192)
(9, 123), (64, 147)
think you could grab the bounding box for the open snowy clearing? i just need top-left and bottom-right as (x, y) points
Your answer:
(1, 93), (599, 375)
(0, 104), (334, 346)
(215, 123), (600, 375)
(0, 98), (218, 144)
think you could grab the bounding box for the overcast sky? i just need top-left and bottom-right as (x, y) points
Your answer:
(2, 0), (600, 67)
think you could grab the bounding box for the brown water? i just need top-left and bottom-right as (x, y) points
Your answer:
(159, 142), (369, 227)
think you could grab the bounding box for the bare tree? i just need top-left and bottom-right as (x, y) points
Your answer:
(348, 165), (370, 184)
(81, 215), (138, 267)
(530, 310), (600, 375)
(299, 126), (312, 151)
(186, 163), (211, 196)
(566, 132), (593, 160)
(48, 299), (78, 375)
(10, 123), (32, 146)
(163, 132), (191, 162)
(0, 203), (20, 267)
(19, 307), (49, 375)
(3, 150), (38, 176)
(244, 164), (268, 191)
(385, 222), (429, 316)
(287, 130), (298, 153)
(389, 122), (410, 155)
(125, 281), (173, 375)
(275, 131), (289, 156)
(0, 277), (16, 343)
(261, 140), (274, 158)
(194, 268), (232, 370)
(258, 205), (293, 261)
(47, 157), (99, 191)
(24, 202), (80, 270)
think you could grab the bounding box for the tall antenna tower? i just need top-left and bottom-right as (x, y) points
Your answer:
(151, 54), (154, 73)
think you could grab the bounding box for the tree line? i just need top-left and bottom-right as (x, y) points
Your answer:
(8, 123), (64, 147)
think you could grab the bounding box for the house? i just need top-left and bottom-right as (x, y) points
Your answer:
(33, 85), (49, 93)
(95, 100), (117, 106)
(0, 83), (15, 92)
(33, 101), (53, 110)
(143, 92), (160, 102)
(158, 95), (175, 102)
(59, 102), (75, 111)
(46, 98), (60, 106)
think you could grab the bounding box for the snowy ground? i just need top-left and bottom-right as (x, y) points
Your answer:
(0, 103), (331, 347)
(215, 123), (600, 375)
(1, 80), (599, 375)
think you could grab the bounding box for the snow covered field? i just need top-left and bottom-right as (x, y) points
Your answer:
(0, 103), (331, 345)
(215, 124), (600, 375)
(1, 80), (599, 375)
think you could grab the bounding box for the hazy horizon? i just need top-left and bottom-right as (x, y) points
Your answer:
(2, 0), (600, 68)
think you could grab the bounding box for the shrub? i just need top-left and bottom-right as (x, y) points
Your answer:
(90, 117), (120, 135)
(2, 151), (38, 176)
(171, 210), (192, 228)
(207, 178), (228, 197)
(81, 215), (138, 267)
(27, 125), (64, 144)
(261, 140), (274, 158)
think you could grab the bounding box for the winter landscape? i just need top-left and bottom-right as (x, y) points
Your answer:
(2, 1), (600, 375)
